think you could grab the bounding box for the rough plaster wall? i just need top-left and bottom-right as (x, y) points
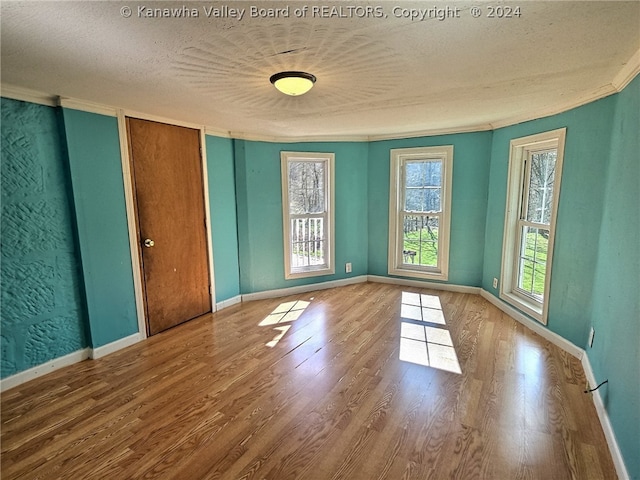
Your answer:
(1, 98), (87, 378)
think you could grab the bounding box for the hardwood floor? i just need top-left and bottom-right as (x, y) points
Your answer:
(1, 282), (616, 479)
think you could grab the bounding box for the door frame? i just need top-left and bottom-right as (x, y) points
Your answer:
(116, 109), (217, 339)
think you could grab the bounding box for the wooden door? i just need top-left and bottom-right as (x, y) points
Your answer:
(127, 118), (211, 336)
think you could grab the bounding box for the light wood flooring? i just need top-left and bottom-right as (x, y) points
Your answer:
(1, 282), (617, 479)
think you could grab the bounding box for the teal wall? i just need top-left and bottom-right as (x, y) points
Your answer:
(481, 83), (638, 477)
(588, 76), (639, 479)
(368, 132), (493, 286)
(1, 80), (638, 476)
(234, 140), (368, 294)
(1, 99), (87, 377)
(61, 109), (138, 347)
(482, 96), (616, 346)
(205, 135), (241, 303)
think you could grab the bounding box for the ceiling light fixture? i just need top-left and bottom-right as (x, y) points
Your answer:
(270, 71), (316, 96)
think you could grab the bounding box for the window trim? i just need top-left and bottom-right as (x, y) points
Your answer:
(388, 145), (453, 281)
(281, 151), (335, 280)
(500, 128), (566, 324)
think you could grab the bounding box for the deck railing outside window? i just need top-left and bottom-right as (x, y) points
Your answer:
(291, 217), (325, 267)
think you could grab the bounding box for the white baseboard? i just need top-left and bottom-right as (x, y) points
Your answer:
(242, 275), (481, 303)
(216, 294), (242, 311)
(581, 354), (630, 480)
(90, 333), (142, 360)
(368, 275), (481, 294)
(479, 289), (583, 359)
(0, 348), (90, 392)
(242, 275), (368, 302)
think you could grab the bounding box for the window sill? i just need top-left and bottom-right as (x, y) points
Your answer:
(285, 266), (335, 280)
(500, 290), (546, 324)
(388, 266), (448, 282)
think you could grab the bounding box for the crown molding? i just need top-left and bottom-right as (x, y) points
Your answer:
(4, 58), (638, 143)
(121, 109), (206, 130)
(58, 97), (118, 117)
(1, 84), (57, 106)
(612, 46), (640, 92)
(204, 126), (232, 138)
(368, 123), (494, 142)
(492, 47), (638, 131)
(490, 83), (619, 131)
(228, 131), (371, 143)
(225, 122), (495, 144)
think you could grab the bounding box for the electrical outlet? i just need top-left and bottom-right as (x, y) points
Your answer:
(588, 327), (595, 348)
(345, 262), (352, 273)
(493, 277), (498, 289)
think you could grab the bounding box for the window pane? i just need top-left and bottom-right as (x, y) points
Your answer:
(517, 225), (549, 299)
(404, 160), (442, 212)
(423, 161), (441, 187)
(405, 188), (426, 212)
(291, 217), (325, 268)
(526, 150), (556, 224)
(288, 162), (325, 214)
(405, 160), (441, 187)
(405, 162), (426, 187)
(426, 188), (441, 212)
(405, 188), (441, 212)
(402, 215), (438, 268)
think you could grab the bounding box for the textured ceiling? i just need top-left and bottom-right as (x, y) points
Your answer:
(1, 1), (639, 140)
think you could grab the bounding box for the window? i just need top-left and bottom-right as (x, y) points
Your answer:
(388, 146), (453, 281)
(281, 151), (335, 279)
(501, 128), (566, 324)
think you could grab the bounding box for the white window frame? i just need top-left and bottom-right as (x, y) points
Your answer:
(388, 145), (453, 281)
(500, 128), (566, 324)
(281, 151), (335, 280)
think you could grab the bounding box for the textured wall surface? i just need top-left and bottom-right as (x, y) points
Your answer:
(1, 98), (87, 378)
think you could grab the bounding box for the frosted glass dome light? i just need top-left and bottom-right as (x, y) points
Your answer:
(270, 71), (316, 96)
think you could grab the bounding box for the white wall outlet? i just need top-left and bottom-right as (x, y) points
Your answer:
(345, 262), (352, 273)
(493, 277), (498, 289)
(588, 327), (595, 348)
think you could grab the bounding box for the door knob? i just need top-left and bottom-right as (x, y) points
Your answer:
(144, 238), (155, 248)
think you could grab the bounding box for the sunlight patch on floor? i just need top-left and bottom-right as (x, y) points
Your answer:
(259, 300), (310, 327)
(259, 300), (310, 347)
(266, 325), (292, 348)
(399, 292), (461, 374)
(400, 292), (446, 325)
